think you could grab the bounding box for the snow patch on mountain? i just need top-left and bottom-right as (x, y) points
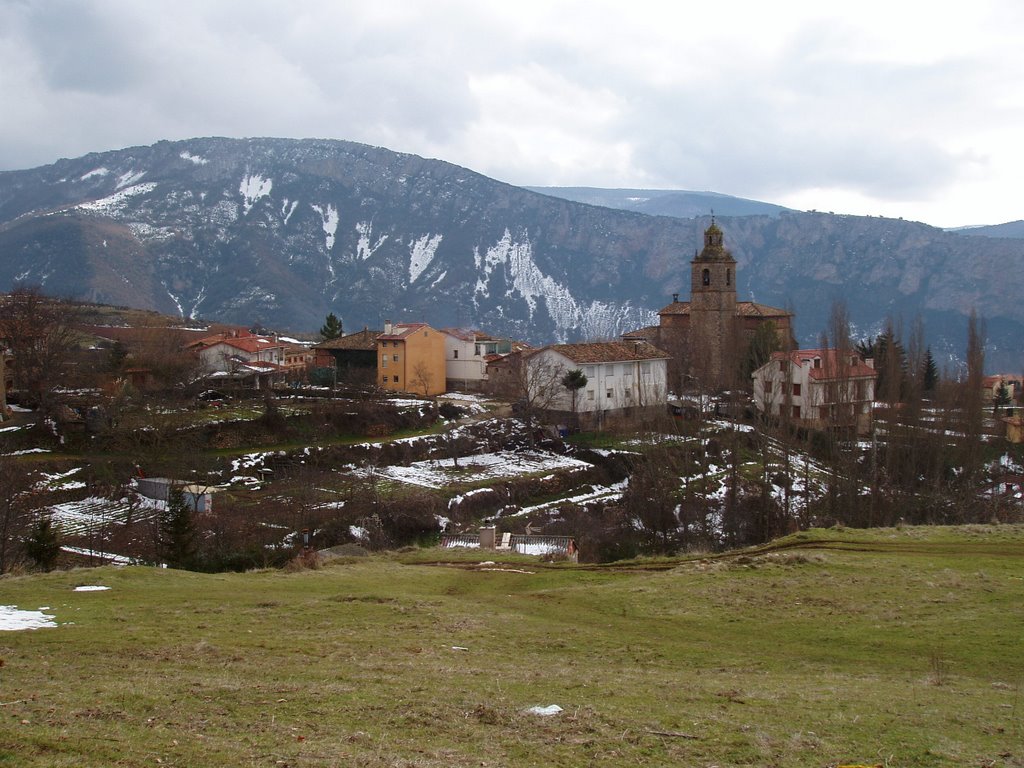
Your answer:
(240, 174), (273, 215)
(409, 234), (442, 283)
(78, 183), (157, 214)
(116, 170), (147, 189)
(209, 199), (239, 231)
(356, 221), (388, 261)
(472, 229), (656, 341)
(179, 151), (208, 165)
(281, 199), (298, 225)
(127, 222), (175, 242)
(311, 204), (339, 251)
(80, 167), (110, 181)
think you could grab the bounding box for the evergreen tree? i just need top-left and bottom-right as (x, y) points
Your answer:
(993, 381), (1012, 413)
(873, 326), (907, 403)
(921, 346), (939, 394)
(25, 516), (61, 571)
(160, 487), (198, 569)
(320, 312), (343, 341)
(561, 369), (588, 428)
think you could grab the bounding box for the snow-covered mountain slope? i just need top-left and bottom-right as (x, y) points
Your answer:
(0, 137), (1021, 369)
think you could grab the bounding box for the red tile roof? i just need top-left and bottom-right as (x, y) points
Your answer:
(378, 323), (432, 341)
(771, 348), (877, 380)
(314, 329), (383, 351)
(546, 341), (668, 364)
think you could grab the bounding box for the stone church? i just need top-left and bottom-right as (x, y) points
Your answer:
(626, 219), (794, 392)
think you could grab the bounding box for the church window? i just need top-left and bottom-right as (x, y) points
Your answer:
(726, 268), (731, 286)
(702, 268), (710, 286)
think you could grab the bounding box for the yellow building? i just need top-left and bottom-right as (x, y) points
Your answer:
(377, 322), (446, 396)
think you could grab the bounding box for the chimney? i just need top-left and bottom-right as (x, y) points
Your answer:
(672, 293), (679, 303)
(383, 319), (393, 335)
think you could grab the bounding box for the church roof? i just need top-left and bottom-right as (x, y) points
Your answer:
(657, 300), (791, 318)
(736, 301), (792, 318)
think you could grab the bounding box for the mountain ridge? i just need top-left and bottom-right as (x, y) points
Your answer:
(0, 137), (1021, 371)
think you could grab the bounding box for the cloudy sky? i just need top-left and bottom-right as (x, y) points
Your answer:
(2, 0), (1022, 228)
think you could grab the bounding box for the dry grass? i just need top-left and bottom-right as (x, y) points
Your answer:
(1, 525), (1022, 767)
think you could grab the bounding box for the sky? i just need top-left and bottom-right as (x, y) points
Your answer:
(1, 0), (1022, 229)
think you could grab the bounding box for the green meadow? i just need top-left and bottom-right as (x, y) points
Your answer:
(1, 525), (1022, 767)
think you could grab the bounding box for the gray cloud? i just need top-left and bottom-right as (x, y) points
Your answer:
(1, 1), (1021, 226)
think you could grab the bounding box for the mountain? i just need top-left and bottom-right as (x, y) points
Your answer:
(0, 137), (1022, 371)
(947, 220), (1024, 239)
(527, 187), (791, 218)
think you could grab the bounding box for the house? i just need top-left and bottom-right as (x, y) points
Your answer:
(983, 374), (1023, 407)
(490, 341), (669, 424)
(313, 328), (383, 384)
(625, 219), (795, 392)
(1003, 415), (1023, 444)
(192, 332), (288, 390)
(281, 343), (314, 379)
(377, 321), (446, 396)
(752, 348), (877, 433)
(440, 328), (513, 391)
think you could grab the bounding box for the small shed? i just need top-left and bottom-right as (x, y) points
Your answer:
(136, 477), (216, 512)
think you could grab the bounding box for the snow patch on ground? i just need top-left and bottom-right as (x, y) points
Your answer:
(73, 585), (112, 592)
(0, 606), (56, 631)
(240, 174), (273, 215)
(179, 151), (208, 165)
(362, 450), (591, 490)
(408, 234), (442, 283)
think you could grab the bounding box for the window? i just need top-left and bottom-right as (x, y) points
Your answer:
(625, 388), (632, 399)
(813, 358), (820, 369)
(393, 354), (399, 362)
(587, 390), (595, 400)
(726, 268), (731, 286)
(792, 405), (801, 419)
(792, 383), (801, 396)
(605, 364), (615, 376)
(764, 380), (772, 394)
(382, 356), (388, 368)
(640, 362), (651, 376)
(606, 389), (613, 399)
(393, 375), (399, 383)
(453, 349), (459, 359)
(702, 268), (710, 286)
(585, 365), (595, 377)
(382, 375), (388, 383)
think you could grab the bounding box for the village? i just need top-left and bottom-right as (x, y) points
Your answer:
(0, 222), (1022, 573)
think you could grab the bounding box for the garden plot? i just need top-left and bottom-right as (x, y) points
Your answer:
(365, 450), (592, 489)
(46, 495), (158, 537)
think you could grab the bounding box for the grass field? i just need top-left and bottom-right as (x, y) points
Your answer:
(1, 525), (1022, 767)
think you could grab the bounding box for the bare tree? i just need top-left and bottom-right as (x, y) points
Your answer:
(0, 286), (80, 411)
(0, 456), (40, 573)
(411, 361), (434, 396)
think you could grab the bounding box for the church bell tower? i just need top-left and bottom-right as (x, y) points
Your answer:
(689, 218), (738, 388)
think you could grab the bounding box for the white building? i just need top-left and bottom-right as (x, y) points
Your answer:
(441, 328), (512, 391)
(752, 348), (877, 433)
(525, 341), (670, 421)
